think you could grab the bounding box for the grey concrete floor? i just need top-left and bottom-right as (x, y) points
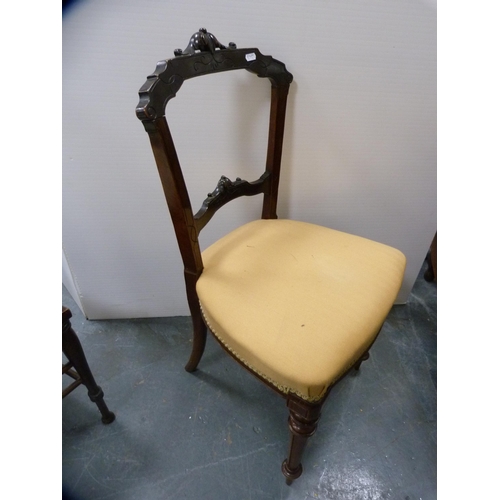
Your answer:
(62, 262), (436, 500)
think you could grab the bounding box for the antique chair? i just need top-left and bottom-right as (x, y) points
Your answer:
(63, 307), (115, 424)
(136, 29), (406, 483)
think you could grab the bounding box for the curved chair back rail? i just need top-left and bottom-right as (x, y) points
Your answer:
(136, 47), (293, 121)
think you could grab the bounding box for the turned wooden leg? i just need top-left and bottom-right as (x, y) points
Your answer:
(282, 396), (322, 485)
(354, 351), (370, 371)
(184, 307), (207, 372)
(62, 308), (115, 424)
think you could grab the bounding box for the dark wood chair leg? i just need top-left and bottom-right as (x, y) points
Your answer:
(424, 233), (437, 282)
(183, 272), (208, 373)
(62, 308), (115, 424)
(424, 252), (434, 282)
(354, 351), (370, 371)
(282, 396), (323, 485)
(184, 307), (207, 372)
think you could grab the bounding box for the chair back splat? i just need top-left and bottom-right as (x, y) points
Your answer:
(136, 29), (406, 485)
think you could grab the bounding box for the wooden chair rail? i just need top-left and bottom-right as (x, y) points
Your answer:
(136, 47), (292, 123)
(194, 172), (271, 233)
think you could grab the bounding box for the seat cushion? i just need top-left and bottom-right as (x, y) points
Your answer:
(196, 219), (406, 402)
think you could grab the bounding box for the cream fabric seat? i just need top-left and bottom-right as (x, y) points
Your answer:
(197, 219), (406, 402)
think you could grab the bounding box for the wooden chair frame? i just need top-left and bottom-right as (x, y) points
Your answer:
(136, 29), (373, 483)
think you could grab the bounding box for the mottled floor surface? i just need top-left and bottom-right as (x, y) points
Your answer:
(62, 262), (436, 500)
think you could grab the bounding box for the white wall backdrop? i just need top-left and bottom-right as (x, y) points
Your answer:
(62, 0), (436, 319)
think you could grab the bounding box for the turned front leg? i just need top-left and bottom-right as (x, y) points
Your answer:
(282, 397), (322, 485)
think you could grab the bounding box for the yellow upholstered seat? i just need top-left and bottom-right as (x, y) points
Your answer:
(197, 219), (406, 402)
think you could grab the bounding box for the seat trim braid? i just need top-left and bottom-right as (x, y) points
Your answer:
(199, 303), (294, 397)
(199, 302), (366, 403)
